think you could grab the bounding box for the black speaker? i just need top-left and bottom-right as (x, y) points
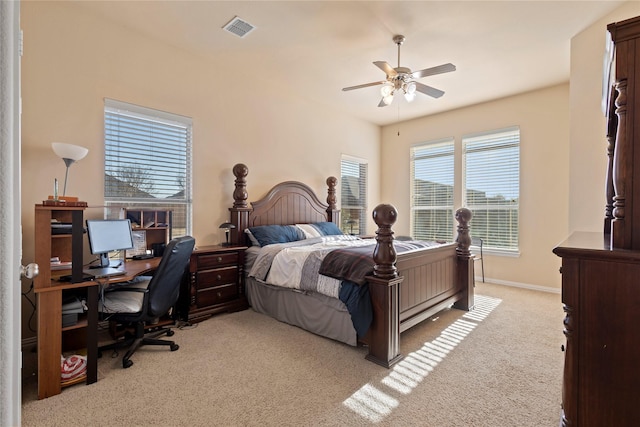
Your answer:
(152, 242), (166, 257)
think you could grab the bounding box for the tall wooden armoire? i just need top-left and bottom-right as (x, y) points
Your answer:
(553, 15), (640, 427)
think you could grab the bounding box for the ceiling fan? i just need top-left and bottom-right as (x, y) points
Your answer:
(342, 35), (456, 107)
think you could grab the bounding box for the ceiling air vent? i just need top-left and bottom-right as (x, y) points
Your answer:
(223, 16), (255, 38)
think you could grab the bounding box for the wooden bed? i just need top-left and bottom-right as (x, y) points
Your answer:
(228, 163), (475, 367)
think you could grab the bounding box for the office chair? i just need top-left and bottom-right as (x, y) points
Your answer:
(471, 237), (484, 283)
(98, 235), (195, 368)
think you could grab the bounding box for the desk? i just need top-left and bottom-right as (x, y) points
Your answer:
(35, 257), (161, 399)
(106, 258), (161, 283)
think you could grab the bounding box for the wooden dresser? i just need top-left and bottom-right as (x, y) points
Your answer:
(553, 15), (640, 427)
(178, 244), (248, 323)
(553, 233), (640, 426)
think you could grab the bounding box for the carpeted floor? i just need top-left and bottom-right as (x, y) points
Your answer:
(21, 282), (564, 426)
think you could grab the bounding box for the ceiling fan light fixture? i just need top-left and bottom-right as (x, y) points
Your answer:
(404, 82), (417, 102)
(381, 83), (394, 98)
(380, 83), (395, 105)
(342, 35), (455, 107)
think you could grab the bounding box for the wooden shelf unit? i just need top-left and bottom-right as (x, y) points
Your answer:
(35, 205), (85, 286)
(34, 204), (99, 399)
(125, 209), (172, 253)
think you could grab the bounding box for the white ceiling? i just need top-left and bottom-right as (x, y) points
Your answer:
(74, 0), (625, 126)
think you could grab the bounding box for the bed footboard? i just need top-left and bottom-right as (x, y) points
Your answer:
(364, 204), (474, 368)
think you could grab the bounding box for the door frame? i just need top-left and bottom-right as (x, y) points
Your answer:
(1, 0), (23, 424)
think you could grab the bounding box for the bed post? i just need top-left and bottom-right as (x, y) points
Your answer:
(229, 163), (251, 245)
(453, 207), (475, 311)
(364, 204), (404, 368)
(326, 176), (340, 225)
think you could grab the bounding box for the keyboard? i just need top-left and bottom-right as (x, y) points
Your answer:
(58, 273), (94, 282)
(132, 254), (154, 260)
(82, 267), (126, 279)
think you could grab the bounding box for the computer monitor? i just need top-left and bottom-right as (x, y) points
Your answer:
(86, 219), (134, 268)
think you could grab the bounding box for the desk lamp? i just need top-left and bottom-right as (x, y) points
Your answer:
(219, 222), (236, 246)
(51, 142), (89, 197)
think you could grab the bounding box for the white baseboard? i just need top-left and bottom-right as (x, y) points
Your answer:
(476, 277), (561, 294)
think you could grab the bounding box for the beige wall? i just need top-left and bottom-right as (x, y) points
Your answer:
(380, 85), (570, 289)
(21, 0), (640, 338)
(19, 2), (380, 337)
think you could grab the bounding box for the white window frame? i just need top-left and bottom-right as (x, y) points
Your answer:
(103, 99), (193, 237)
(410, 127), (520, 255)
(340, 155), (368, 235)
(410, 138), (456, 241)
(463, 126), (520, 255)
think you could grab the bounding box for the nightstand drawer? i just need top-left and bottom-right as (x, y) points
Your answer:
(197, 283), (237, 306)
(197, 252), (239, 269)
(197, 266), (238, 288)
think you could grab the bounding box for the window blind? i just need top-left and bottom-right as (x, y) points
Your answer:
(341, 156), (367, 235)
(411, 138), (455, 241)
(463, 127), (519, 251)
(104, 99), (193, 236)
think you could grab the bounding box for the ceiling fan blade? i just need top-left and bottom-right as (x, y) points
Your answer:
(415, 82), (445, 98)
(412, 63), (456, 79)
(374, 61), (397, 77)
(342, 81), (385, 91)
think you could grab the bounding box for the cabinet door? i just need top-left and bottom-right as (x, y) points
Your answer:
(577, 259), (640, 425)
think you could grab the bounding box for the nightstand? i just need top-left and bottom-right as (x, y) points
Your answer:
(178, 244), (248, 323)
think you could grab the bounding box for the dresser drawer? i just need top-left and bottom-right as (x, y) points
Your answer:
(197, 283), (238, 306)
(196, 252), (239, 269)
(197, 266), (238, 288)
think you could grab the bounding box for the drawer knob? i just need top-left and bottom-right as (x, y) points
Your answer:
(217, 292), (222, 297)
(217, 274), (222, 281)
(217, 256), (223, 262)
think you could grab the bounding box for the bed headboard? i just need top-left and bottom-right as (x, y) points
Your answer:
(228, 164), (340, 245)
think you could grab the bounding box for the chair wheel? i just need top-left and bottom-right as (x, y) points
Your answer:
(123, 359), (133, 369)
(170, 344), (179, 352)
(166, 330), (175, 337)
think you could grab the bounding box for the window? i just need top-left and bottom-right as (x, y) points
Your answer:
(341, 156), (367, 235)
(463, 127), (519, 252)
(103, 99), (192, 237)
(411, 127), (520, 253)
(410, 138), (455, 241)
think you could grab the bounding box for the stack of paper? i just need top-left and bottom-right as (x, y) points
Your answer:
(51, 257), (72, 270)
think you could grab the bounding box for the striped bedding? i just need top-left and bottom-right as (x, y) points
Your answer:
(248, 235), (443, 297)
(247, 235), (445, 338)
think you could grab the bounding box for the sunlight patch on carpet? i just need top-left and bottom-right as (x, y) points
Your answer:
(342, 383), (399, 423)
(343, 294), (502, 422)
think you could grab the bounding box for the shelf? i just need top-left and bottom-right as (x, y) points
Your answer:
(62, 316), (88, 332)
(35, 204), (98, 400)
(125, 209), (172, 255)
(61, 374), (86, 388)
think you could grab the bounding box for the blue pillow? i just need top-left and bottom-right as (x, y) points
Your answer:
(311, 222), (344, 236)
(248, 225), (305, 247)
